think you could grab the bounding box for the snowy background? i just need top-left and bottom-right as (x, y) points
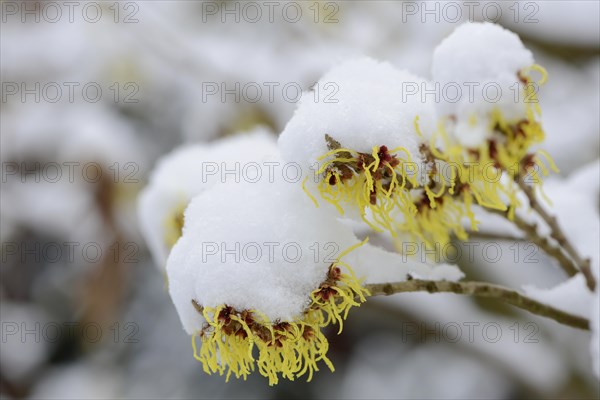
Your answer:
(1, 1), (599, 398)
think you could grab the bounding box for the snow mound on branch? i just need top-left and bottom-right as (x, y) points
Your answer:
(138, 127), (278, 268)
(167, 175), (463, 335)
(167, 176), (355, 334)
(432, 22), (533, 92)
(432, 22), (535, 147)
(278, 57), (435, 173)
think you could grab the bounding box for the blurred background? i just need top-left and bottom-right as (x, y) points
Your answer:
(1, 1), (599, 398)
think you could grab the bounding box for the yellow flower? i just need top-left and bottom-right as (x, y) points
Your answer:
(424, 64), (557, 221)
(304, 65), (558, 248)
(190, 242), (370, 385)
(308, 135), (418, 235)
(397, 186), (475, 248)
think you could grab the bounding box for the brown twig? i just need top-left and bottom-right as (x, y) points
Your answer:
(365, 280), (590, 330)
(516, 176), (596, 291)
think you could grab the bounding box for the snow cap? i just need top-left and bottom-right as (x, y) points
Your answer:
(432, 22), (535, 147)
(138, 127), (278, 268)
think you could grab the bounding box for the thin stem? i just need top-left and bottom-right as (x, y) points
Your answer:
(516, 176), (596, 291)
(365, 280), (590, 330)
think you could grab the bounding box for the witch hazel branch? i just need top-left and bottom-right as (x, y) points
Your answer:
(138, 22), (599, 385)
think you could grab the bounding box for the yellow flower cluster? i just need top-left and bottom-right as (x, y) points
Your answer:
(191, 243), (370, 385)
(309, 140), (418, 234)
(426, 64), (557, 222)
(308, 65), (557, 247)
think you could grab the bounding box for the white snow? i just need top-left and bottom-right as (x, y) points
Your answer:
(432, 23), (534, 91)
(278, 57), (435, 174)
(167, 172), (464, 335)
(137, 127), (278, 268)
(166, 175), (357, 334)
(432, 22), (535, 147)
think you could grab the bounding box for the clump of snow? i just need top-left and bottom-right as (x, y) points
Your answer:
(137, 127), (278, 268)
(166, 175), (356, 334)
(432, 22), (535, 147)
(432, 22), (534, 93)
(278, 57), (435, 175)
(167, 173), (463, 335)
